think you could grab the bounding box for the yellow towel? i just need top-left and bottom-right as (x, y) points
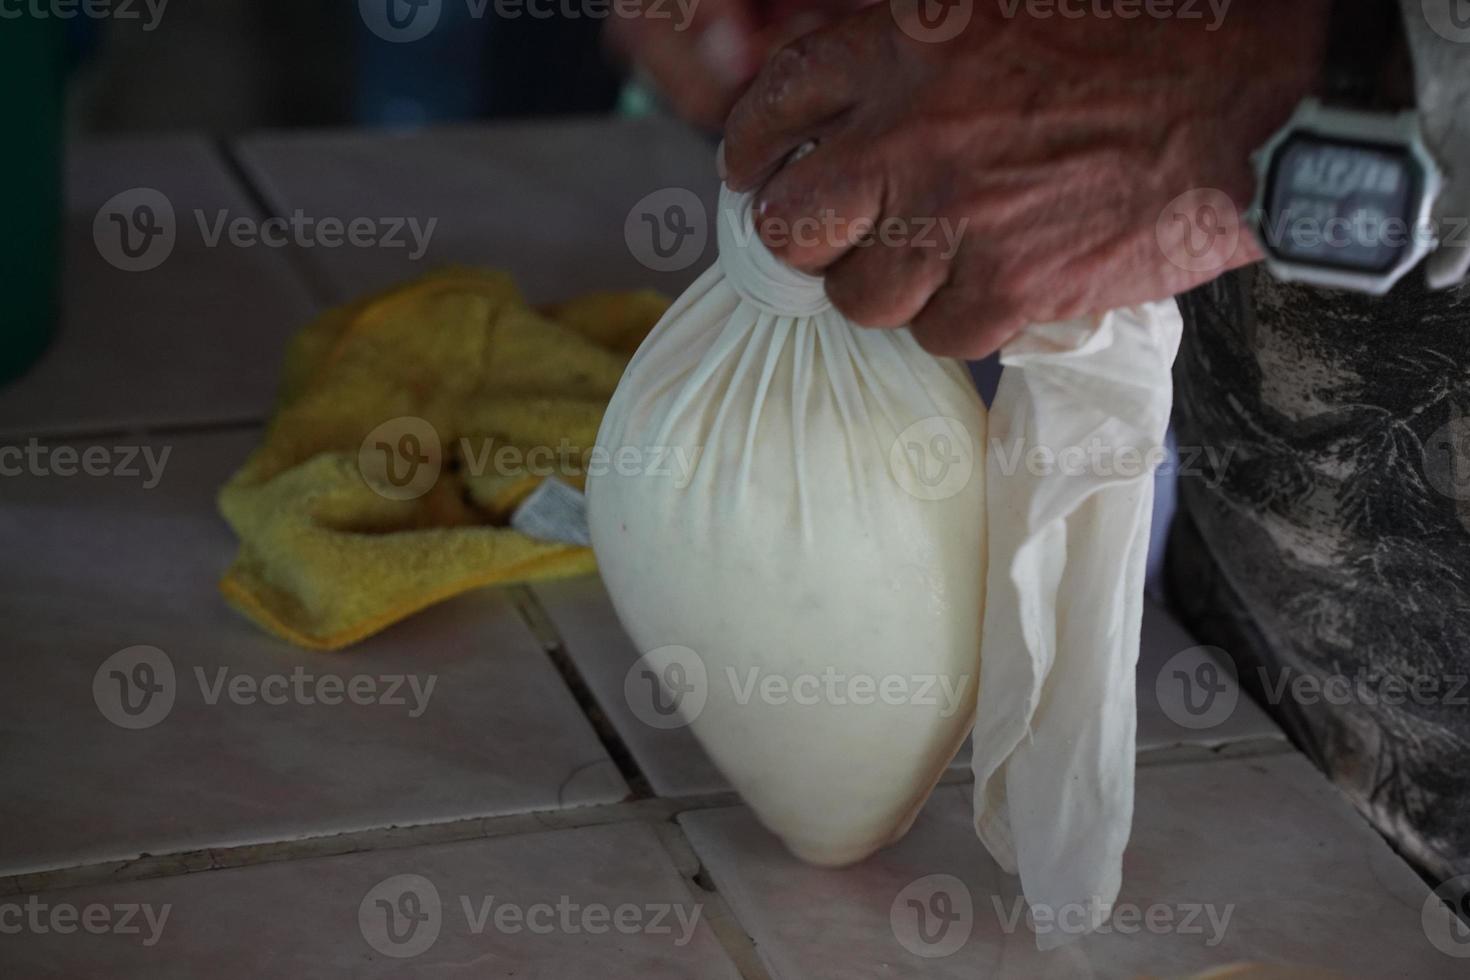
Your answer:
(217, 268), (668, 650)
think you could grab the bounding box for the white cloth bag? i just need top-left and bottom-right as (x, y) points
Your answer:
(590, 182), (1182, 944)
(588, 187), (988, 866)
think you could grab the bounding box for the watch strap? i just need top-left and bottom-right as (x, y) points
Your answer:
(1321, 0), (1412, 110)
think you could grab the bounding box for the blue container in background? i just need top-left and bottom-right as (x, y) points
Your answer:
(354, 0), (489, 126)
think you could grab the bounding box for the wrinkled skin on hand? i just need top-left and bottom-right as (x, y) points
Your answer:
(722, 0), (1330, 357)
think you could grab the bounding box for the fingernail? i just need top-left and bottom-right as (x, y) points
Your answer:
(698, 18), (748, 89)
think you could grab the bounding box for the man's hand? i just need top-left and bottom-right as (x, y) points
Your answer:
(722, 0), (1330, 357)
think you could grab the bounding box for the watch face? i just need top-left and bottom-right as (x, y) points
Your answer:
(1259, 132), (1424, 275)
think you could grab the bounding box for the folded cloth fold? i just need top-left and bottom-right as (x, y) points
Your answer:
(218, 268), (668, 650)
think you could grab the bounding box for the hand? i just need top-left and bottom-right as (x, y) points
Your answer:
(722, 0), (1331, 357)
(607, 0), (877, 130)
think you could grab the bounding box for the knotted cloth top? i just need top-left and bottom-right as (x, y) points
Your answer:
(716, 185), (834, 319)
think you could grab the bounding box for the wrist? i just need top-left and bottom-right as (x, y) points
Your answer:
(1175, 1), (1330, 223)
(1244, 2), (1450, 294)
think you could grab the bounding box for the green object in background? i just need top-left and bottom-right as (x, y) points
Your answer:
(616, 79), (660, 119)
(0, 16), (64, 383)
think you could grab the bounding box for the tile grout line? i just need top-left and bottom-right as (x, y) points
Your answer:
(2, 137), (324, 448)
(0, 582), (671, 898)
(0, 627), (1295, 902)
(506, 584), (655, 799)
(1, 416), (267, 446)
(212, 136), (341, 312)
(650, 820), (776, 980)
(0, 741), (1298, 898)
(0, 793), (744, 899)
(1134, 738), (1296, 768)
(0, 774), (946, 892)
(0, 761), (974, 898)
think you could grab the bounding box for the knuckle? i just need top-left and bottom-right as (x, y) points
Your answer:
(761, 29), (840, 102)
(765, 39), (814, 88)
(827, 270), (901, 328)
(828, 291), (885, 328)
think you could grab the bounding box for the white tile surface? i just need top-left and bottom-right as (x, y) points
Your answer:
(0, 822), (742, 979)
(0, 431), (626, 875)
(0, 136), (318, 436)
(679, 754), (1457, 979)
(529, 574), (726, 797)
(529, 575), (1283, 796)
(234, 116), (720, 306)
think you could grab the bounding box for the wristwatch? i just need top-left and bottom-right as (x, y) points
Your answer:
(1248, 0), (1445, 295)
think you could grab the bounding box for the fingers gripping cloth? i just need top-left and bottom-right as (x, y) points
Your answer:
(714, 189), (834, 319)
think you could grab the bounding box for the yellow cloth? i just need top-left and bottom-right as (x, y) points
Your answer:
(218, 268), (667, 650)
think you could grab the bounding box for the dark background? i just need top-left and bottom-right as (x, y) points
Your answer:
(64, 0), (626, 135)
